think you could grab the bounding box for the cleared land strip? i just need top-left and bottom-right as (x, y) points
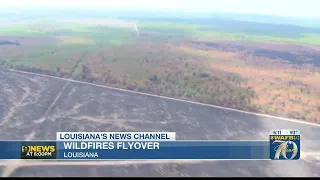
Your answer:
(6, 69), (320, 127)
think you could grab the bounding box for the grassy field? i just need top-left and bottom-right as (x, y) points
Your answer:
(137, 21), (320, 45)
(1, 18), (320, 123)
(2, 19), (320, 45)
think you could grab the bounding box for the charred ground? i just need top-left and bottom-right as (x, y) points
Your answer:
(0, 69), (319, 177)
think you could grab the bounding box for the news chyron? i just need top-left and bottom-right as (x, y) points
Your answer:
(269, 129), (300, 160)
(21, 142), (56, 159)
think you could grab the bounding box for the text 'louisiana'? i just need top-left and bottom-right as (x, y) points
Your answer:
(64, 152), (99, 158)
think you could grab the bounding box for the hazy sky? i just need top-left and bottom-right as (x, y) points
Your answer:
(0, 0), (319, 18)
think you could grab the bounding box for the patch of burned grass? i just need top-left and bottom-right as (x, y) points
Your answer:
(206, 54), (320, 122)
(0, 36), (57, 46)
(57, 36), (94, 45)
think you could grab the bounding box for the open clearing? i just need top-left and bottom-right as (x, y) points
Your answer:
(0, 69), (319, 177)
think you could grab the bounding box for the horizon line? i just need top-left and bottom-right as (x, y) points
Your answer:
(1, 7), (320, 19)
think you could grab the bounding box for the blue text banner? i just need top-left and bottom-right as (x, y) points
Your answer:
(0, 141), (269, 160)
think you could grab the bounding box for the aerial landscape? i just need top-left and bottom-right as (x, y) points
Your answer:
(0, 0), (320, 177)
(1, 9), (320, 124)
